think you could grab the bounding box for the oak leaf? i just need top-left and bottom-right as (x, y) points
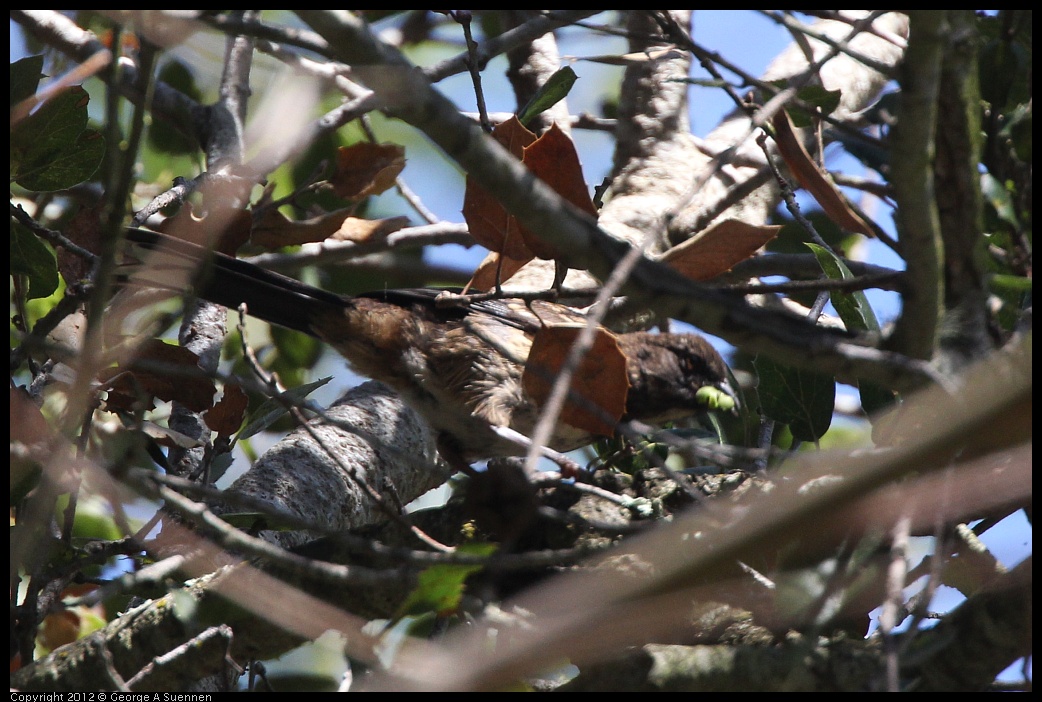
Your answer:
(462, 116), (538, 261)
(522, 324), (629, 437)
(331, 142), (405, 199)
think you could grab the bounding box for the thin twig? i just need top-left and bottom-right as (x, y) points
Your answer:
(449, 11), (492, 133)
(723, 273), (904, 296)
(758, 10), (899, 76)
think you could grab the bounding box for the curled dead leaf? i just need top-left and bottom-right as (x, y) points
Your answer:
(60, 205), (104, 284)
(771, 110), (875, 238)
(462, 118), (598, 287)
(519, 122), (598, 260)
(250, 207), (355, 248)
(331, 215), (410, 243)
(331, 142), (406, 199)
(462, 116), (538, 260)
(99, 339), (215, 414)
(464, 250), (532, 293)
(203, 382), (249, 438)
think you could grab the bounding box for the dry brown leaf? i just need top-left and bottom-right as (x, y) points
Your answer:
(38, 611), (83, 653)
(331, 142), (406, 199)
(771, 110), (875, 238)
(100, 339), (215, 414)
(462, 119), (598, 287)
(331, 215), (410, 243)
(660, 219), (781, 281)
(203, 382), (249, 438)
(522, 324), (629, 437)
(519, 122), (598, 260)
(462, 116), (538, 260)
(250, 207), (355, 248)
(464, 250), (533, 293)
(37, 579), (105, 649)
(59, 205), (104, 284)
(572, 46), (685, 66)
(10, 387), (50, 446)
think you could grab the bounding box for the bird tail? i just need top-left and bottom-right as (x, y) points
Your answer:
(120, 228), (346, 337)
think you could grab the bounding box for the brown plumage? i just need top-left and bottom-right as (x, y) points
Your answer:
(122, 228), (737, 469)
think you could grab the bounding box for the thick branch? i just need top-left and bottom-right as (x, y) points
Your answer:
(223, 382), (449, 550)
(912, 557), (1032, 691)
(599, 11), (701, 252)
(933, 10), (992, 373)
(887, 11), (947, 362)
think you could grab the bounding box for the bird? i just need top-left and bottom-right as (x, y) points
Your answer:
(120, 227), (737, 472)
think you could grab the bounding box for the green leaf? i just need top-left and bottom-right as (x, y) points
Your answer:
(238, 376), (333, 439)
(11, 85), (104, 191)
(805, 243), (880, 333)
(753, 354), (834, 443)
(207, 451), (235, 485)
(271, 324), (324, 368)
(517, 66), (577, 127)
(980, 172), (1020, 229)
(55, 495), (122, 541)
(805, 243), (895, 416)
(395, 542), (498, 620)
(988, 273), (1032, 293)
(10, 54), (45, 107)
(15, 128), (105, 192)
(787, 85), (842, 127)
(10, 223), (59, 300)
(12, 85), (88, 146)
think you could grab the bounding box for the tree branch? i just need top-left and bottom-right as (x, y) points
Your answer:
(294, 10), (937, 392)
(886, 11), (946, 362)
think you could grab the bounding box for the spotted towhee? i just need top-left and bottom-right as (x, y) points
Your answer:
(121, 228), (737, 471)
